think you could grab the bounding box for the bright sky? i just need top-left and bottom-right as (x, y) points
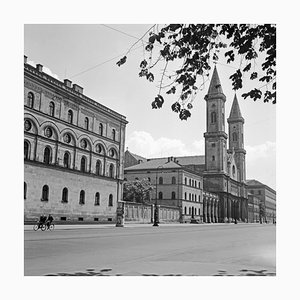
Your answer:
(24, 24), (276, 190)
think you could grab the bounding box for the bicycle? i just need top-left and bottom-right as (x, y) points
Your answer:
(33, 222), (46, 231)
(45, 223), (55, 231)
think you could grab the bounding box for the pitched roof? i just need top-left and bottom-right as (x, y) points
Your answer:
(127, 151), (147, 162)
(207, 65), (224, 95)
(124, 158), (182, 171)
(246, 179), (264, 186)
(228, 94), (243, 120)
(124, 155), (205, 171)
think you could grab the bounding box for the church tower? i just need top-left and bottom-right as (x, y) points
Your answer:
(227, 94), (246, 182)
(204, 66), (228, 173)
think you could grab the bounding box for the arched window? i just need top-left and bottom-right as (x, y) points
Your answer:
(212, 155), (215, 161)
(95, 144), (102, 153)
(184, 207), (187, 215)
(43, 147), (51, 164)
(108, 194), (113, 206)
(158, 192), (163, 200)
(189, 178), (191, 186)
(112, 129), (116, 141)
(233, 132), (237, 142)
(63, 152), (70, 168)
(79, 190), (85, 205)
(171, 192), (176, 199)
(84, 117), (89, 130)
(185, 192), (187, 200)
(24, 182), (27, 199)
(159, 177), (163, 184)
(211, 112), (216, 123)
(199, 195), (201, 202)
(192, 194), (194, 201)
(95, 192), (100, 206)
(24, 140), (30, 160)
(96, 160), (101, 175)
(49, 101), (55, 117)
(199, 208), (201, 215)
(27, 92), (34, 108)
(80, 156), (86, 172)
(184, 178), (187, 185)
(232, 165), (236, 176)
(109, 164), (114, 178)
(199, 182), (201, 189)
(189, 207), (191, 215)
(172, 176), (176, 184)
(42, 185), (49, 201)
(189, 193), (191, 201)
(68, 110), (73, 124)
(62, 187), (68, 203)
(99, 123), (103, 136)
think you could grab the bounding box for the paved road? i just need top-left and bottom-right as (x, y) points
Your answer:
(24, 223), (276, 276)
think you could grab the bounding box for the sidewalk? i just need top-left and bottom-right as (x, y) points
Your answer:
(24, 222), (261, 231)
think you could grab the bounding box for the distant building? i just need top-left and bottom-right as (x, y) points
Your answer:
(247, 194), (260, 223)
(124, 155), (206, 223)
(247, 179), (276, 223)
(24, 56), (128, 222)
(124, 150), (147, 168)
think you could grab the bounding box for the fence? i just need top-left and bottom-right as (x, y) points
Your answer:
(124, 202), (180, 223)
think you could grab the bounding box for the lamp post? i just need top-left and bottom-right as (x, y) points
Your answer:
(153, 165), (164, 227)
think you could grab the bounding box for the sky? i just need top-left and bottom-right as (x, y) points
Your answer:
(24, 24), (276, 190)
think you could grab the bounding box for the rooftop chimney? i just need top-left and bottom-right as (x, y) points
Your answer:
(24, 55), (27, 64)
(64, 79), (72, 88)
(36, 64), (43, 72)
(73, 84), (83, 94)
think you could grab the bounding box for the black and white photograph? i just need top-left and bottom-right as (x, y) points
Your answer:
(2, 0), (299, 299)
(23, 23), (276, 276)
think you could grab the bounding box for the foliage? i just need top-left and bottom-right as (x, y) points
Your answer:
(117, 24), (276, 120)
(123, 178), (154, 203)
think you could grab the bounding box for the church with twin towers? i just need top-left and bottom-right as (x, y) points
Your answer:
(125, 65), (248, 223)
(202, 65), (247, 222)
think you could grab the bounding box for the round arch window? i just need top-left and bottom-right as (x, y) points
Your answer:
(45, 127), (53, 138)
(24, 120), (32, 131)
(80, 139), (87, 149)
(109, 149), (115, 157)
(64, 133), (71, 143)
(95, 144), (102, 153)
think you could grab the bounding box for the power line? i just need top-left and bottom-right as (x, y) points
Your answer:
(100, 24), (140, 40)
(70, 44), (144, 79)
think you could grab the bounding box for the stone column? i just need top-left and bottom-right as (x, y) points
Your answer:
(207, 200), (210, 223)
(210, 200), (214, 223)
(216, 201), (219, 223)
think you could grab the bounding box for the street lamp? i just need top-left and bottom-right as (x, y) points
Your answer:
(153, 165), (164, 227)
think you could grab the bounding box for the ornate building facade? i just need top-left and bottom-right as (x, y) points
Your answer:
(24, 56), (127, 222)
(203, 66), (248, 223)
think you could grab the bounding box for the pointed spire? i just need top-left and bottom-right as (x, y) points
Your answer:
(207, 65), (224, 95)
(228, 94), (244, 123)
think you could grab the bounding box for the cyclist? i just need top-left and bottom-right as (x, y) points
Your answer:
(46, 214), (54, 229)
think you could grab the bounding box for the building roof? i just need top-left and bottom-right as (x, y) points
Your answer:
(246, 179), (264, 186)
(207, 66), (224, 95)
(228, 94), (244, 121)
(124, 155), (205, 171)
(126, 150), (147, 163)
(246, 179), (276, 194)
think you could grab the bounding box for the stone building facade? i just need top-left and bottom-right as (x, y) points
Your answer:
(24, 56), (127, 222)
(247, 194), (260, 223)
(124, 155), (204, 223)
(247, 179), (276, 223)
(202, 66), (248, 223)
